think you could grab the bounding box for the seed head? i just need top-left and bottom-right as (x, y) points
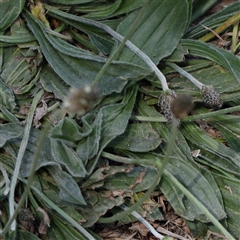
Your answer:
(159, 91), (180, 125)
(201, 85), (223, 109)
(63, 85), (100, 114)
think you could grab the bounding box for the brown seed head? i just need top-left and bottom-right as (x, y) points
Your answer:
(159, 91), (180, 125)
(201, 85), (223, 109)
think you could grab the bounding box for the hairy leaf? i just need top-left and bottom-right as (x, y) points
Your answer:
(23, 11), (150, 95)
(109, 123), (162, 152)
(0, 78), (16, 110)
(116, 0), (190, 65)
(48, 165), (86, 205)
(0, 122), (23, 147)
(51, 140), (87, 178)
(180, 39), (240, 85)
(0, 0), (25, 31)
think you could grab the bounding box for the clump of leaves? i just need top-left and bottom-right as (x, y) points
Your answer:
(0, 0), (240, 239)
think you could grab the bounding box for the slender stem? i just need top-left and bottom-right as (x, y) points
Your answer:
(183, 105), (240, 121)
(98, 119), (178, 223)
(45, 5), (169, 91)
(130, 115), (167, 122)
(166, 62), (204, 89)
(3, 108), (63, 235)
(8, 90), (43, 231)
(163, 169), (235, 240)
(92, 0), (149, 86)
(22, 178), (95, 240)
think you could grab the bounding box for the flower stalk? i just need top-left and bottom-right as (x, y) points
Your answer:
(166, 62), (223, 108)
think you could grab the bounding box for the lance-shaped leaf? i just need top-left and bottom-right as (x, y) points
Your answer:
(136, 99), (226, 222)
(48, 165), (87, 205)
(0, 123), (23, 147)
(181, 122), (240, 177)
(51, 140), (87, 178)
(0, 77), (16, 110)
(116, 0), (190, 66)
(214, 174), (240, 238)
(23, 11), (150, 95)
(180, 39), (240, 85)
(108, 123), (162, 152)
(0, 0), (25, 31)
(85, 84), (139, 174)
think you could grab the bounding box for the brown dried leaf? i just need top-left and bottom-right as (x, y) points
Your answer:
(33, 100), (48, 128)
(37, 207), (50, 234)
(129, 222), (149, 237)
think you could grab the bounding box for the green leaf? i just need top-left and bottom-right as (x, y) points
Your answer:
(214, 174), (240, 238)
(50, 117), (91, 144)
(208, 115), (240, 152)
(103, 165), (158, 193)
(0, 122), (23, 147)
(181, 122), (240, 177)
(0, 47), (41, 91)
(0, 19), (36, 45)
(23, 10), (150, 95)
(116, 0), (190, 65)
(3, 128), (58, 178)
(18, 230), (42, 240)
(48, 165), (86, 205)
(82, 0), (122, 20)
(109, 0), (144, 18)
(45, 10), (115, 55)
(51, 215), (86, 240)
(46, 0), (92, 4)
(109, 123), (162, 152)
(186, 1), (240, 38)
(191, 0), (218, 22)
(165, 59), (240, 96)
(51, 140), (87, 178)
(132, 151), (226, 222)
(180, 39), (240, 85)
(81, 190), (124, 227)
(40, 65), (69, 100)
(79, 0), (144, 20)
(0, 0), (26, 31)
(85, 84), (139, 174)
(136, 99), (226, 221)
(165, 44), (189, 62)
(76, 113), (102, 163)
(0, 77), (16, 110)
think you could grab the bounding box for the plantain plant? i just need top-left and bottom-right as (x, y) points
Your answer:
(0, 0), (240, 239)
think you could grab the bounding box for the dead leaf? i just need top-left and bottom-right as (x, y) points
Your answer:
(129, 170), (147, 190)
(33, 100), (48, 128)
(37, 207), (50, 234)
(129, 222), (149, 237)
